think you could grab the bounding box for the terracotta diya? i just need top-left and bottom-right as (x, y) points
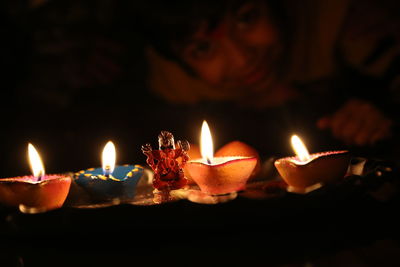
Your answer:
(0, 144), (71, 213)
(185, 121), (257, 195)
(274, 135), (350, 193)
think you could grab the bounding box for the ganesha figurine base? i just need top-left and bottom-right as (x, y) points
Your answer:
(152, 188), (184, 204)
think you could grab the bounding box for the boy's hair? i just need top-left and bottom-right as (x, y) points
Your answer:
(130, 0), (289, 64)
(133, 0), (230, 62)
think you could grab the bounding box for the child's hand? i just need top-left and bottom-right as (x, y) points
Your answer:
(317, 98), (393, 146)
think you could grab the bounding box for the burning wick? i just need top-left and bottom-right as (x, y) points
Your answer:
(200, 120), (214, 164)
(28, 143), (45, 182)
(102, 141), (116, 177)
(291, 135), (311, 162)
(103, 166), (112, 177)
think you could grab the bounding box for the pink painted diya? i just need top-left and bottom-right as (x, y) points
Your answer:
(185, 121), (257, 195)
(0, 144), (71, 213)
(274, 135), (351, 193)
(0, 175), (71, 212)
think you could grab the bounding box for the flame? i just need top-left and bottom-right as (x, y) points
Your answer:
(291, 135), (310, 162)
(200, 120), (214, 163)
(28, 143), (45, 178)
(102, 141), (116, 175)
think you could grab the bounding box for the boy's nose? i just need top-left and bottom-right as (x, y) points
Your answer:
(221, 38), (251, 73)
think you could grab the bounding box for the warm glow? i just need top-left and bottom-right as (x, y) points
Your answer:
(28, 143), (45, 178)
(291, 135), (310, 161)
(200, 120), (214, 163)
(102, 141), (116, 175)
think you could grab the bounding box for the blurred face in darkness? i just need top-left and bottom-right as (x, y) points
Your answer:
(175, 0), (283, 100)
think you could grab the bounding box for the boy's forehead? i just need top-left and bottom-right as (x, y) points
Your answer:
(184, 0), (256, 42)
(189, 20), (227, 41)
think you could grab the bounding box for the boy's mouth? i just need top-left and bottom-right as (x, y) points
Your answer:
(241, 67), (269, 86)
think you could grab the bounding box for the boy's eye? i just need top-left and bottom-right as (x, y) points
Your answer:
(236, 3), (260, 28)
(195, 41), (212, 53)
(187, 40), (215, 59)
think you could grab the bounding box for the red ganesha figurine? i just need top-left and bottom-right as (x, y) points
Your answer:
(142, 131), (190, 203)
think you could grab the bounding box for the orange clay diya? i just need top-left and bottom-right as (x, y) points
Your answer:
(185, 121), (258, 195)
(0, 144), (71, 213)
(274, 135), (350, 194)
(186, 140), (261, 182)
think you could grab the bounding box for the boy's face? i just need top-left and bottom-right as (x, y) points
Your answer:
(176, 1), (282, 99)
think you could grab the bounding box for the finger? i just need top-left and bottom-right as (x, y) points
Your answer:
(368, 119), (393, 145)
(332, 100), (372, 145)
(330, 110), (355, 140)
(353, 112), (384, 146)
(354, 126), (375, 146)
(316, 116), (331, 129)
(329, 101), (359, 138)
(353, 103), (391, 145)
(336, 117), (364, 145)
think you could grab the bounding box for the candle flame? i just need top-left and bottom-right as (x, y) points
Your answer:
(291, 135), (310, 162)
(102, 141), (116, 175)
(200, 120), (214, 164)
(28, 143), (45, 178)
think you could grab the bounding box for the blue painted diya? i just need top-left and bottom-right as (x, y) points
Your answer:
(74, 164), (146, 202)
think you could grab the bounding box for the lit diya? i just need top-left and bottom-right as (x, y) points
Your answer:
(185, 121), (258, 195)
(274, 135), (350, 193)
(185, 140), (261, 182)
(74, 141), (147, 203)
(0, 143), (72, 213)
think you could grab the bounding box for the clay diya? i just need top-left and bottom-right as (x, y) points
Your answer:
(274, 135), (350, 193)
(0, 143), (72, 213)
(73, 141), (148, 202)
(186, 140), (261, 181)
(185, 121), (257, 195)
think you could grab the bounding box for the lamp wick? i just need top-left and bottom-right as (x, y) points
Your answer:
(37, 171), (43, 182)
(104, 165), (111, 178)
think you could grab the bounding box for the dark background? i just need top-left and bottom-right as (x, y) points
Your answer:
(0, 0), (164, 177)
(2, 0), (400, 178)
(0, 0), (280, 178)
(1, 1), (400, 266)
